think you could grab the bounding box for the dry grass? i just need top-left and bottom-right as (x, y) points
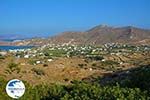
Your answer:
(0, 52), (149, 85)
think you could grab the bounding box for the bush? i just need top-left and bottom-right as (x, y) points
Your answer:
(92, 63), (97, 66)
(0, 54), (4, 59)
(28, 59), (36, 65)
(87, 55), (104, 61)
(43, 64), (48, 67)
(78, 64), (87, 68)
(0, 77), (9, 100)
(7, 62), (20, 73)
(101, 60), (119, 65)
(116, 65), (150, 92)
(40, 81), (149, 100)
(0, 78), (149, 100)
(1, 65), (150, 100)
(31, 68), (45, 76)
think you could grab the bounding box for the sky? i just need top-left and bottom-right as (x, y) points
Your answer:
(0, 0), (150, 37)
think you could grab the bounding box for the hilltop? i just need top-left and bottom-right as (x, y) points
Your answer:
(8, 25), (150, 46)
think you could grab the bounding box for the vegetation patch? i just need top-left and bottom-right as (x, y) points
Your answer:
(6, 62), (20, 73)
(31, 68), (45, 76)
(0, 54), (4, 59)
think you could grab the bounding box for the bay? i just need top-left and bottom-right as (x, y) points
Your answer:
(0, 46), (34, 51)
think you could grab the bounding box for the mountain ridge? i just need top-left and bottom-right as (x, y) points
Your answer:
(45, 25), (150, 45)
(1, 25), (150, 46)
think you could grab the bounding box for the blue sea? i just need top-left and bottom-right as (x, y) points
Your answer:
(0, 46), (34, 51)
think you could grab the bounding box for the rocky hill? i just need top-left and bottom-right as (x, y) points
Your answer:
(2, 25), (150, 46)
(49, 25), (150, 45)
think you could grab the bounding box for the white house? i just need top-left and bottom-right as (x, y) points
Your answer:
(24, 55), (29, 58)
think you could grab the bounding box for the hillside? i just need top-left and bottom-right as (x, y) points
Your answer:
(50, 25), (150, 45)
(10, 25), (150, 46)
(0, 44), (150, 99)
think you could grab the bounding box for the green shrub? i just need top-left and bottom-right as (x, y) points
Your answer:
(31, 68), (45, 76)
(117, 65), (150, 92)
(43, 64), (48, 67)
(92, 63), (97, 66)
(7, 62), (20, 73)
(78, 64), (87, 68)
(101, 60), (119, 65)
(1, 65), (150, 100)
(28, 59), (36, 65)
(40, 81), (149, 100)
(87, 55), (104, 61)
(0, 77), (10, 100)
(0, 78), (149, 100)
(0, 54), (4, 59)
